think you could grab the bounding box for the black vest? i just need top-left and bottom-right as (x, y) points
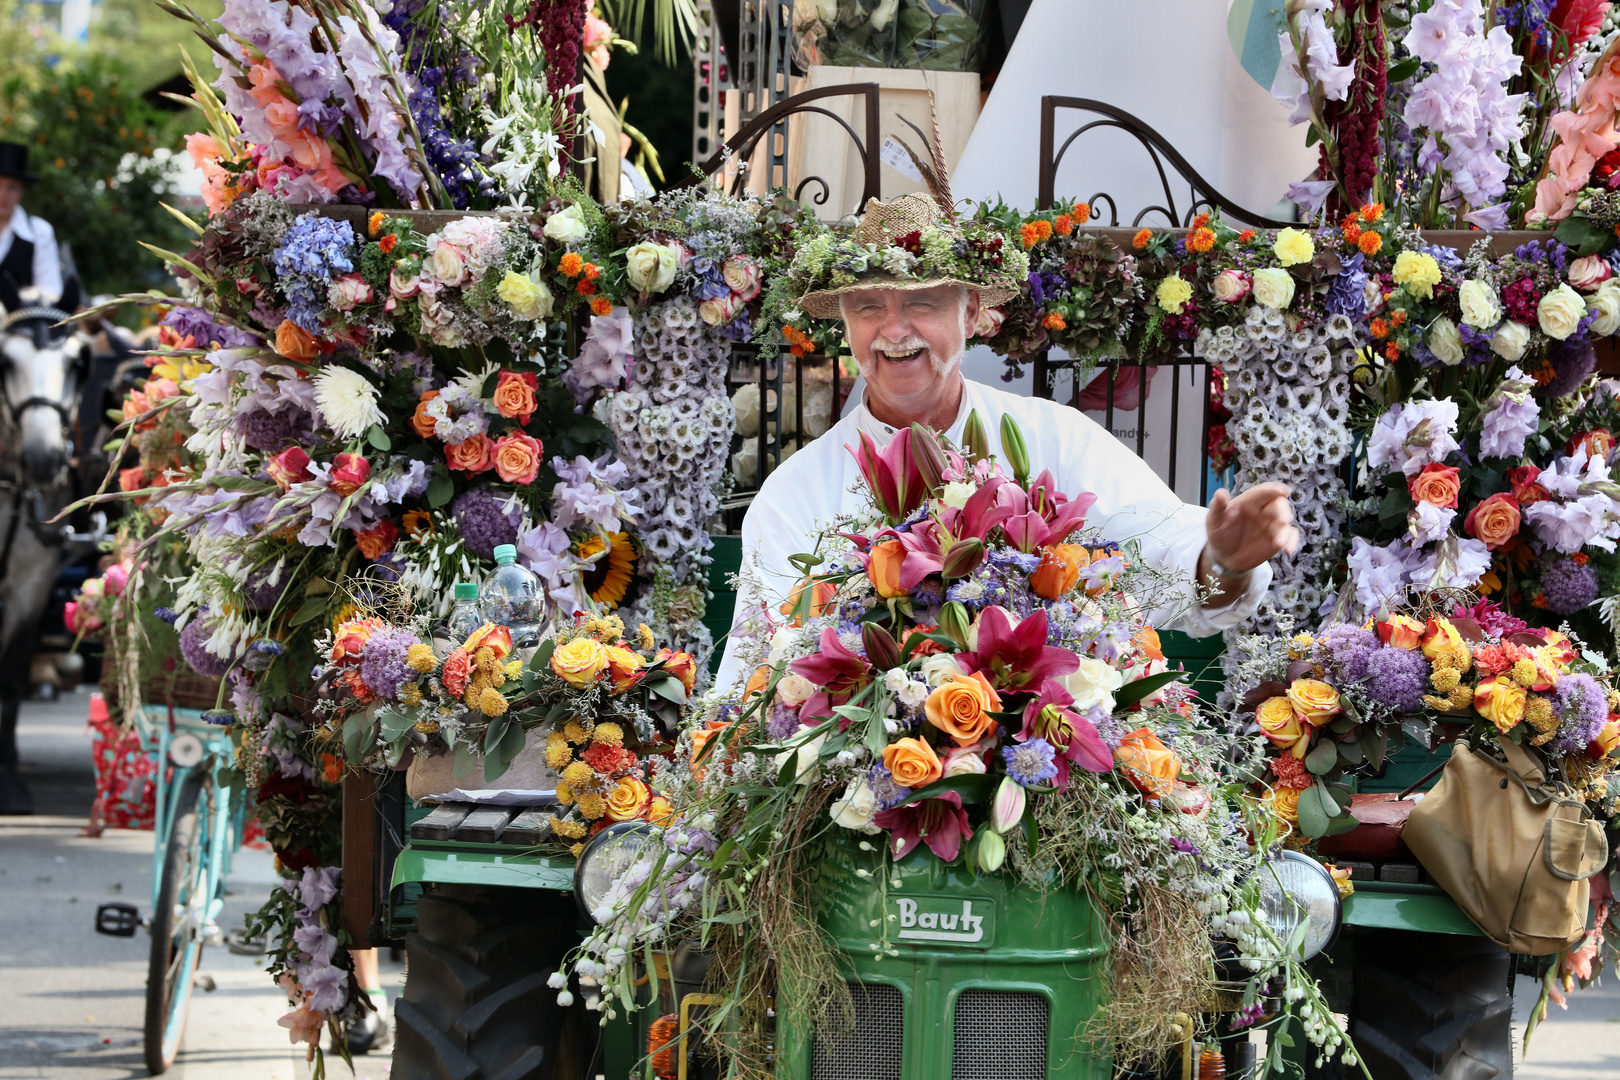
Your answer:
(0, 223), (33, 289)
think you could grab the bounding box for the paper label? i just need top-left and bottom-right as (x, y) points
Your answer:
(879, 137), (925, 184)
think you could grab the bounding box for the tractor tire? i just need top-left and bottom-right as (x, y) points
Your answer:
(1347, 930), (1513, 1080)
(391, 884), (587, 1080)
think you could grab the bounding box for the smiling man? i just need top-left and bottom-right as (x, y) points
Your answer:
(715, 194), (1298, 690)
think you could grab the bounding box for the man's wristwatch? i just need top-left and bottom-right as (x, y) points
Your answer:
(1208, 553), (1251, 581)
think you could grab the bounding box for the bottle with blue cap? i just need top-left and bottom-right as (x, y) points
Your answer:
(480, 544), (543, 648)
(445, 581), (483, 646)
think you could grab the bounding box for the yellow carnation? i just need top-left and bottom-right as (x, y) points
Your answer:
(1272, 227), (1316, 267)
(564, 720), (590, 744)
(406, 643), (438, 673)
(1430, 667), (1461, 693)
(400, 682), (423, 706)
(477, 687), (508, 716)
(569, 842), (585, 858)
(576, 793), (607, 820)
(503, 659), (523, 679)
(1393, 251), (1442, 299)
(413, 718), (440, 733)
(551, 816), (587, 839)
(545, 734), (573, 770)
(1511, 659), (1539, 687)
(591, 721), (625, 747)
(555, 781), (574, 805)
(1156, 276), (1193, 314)
(562, 761), (596, 790)
(637, 623), (656, 650)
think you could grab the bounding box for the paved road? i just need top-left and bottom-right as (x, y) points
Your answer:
(2, 688), (1618, 1078)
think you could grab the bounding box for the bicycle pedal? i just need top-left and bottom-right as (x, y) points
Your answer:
(95, 902), (139, 937)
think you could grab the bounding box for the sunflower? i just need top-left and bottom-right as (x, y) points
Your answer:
(329, 602), (357, 634)
(576, 532), (637, 608)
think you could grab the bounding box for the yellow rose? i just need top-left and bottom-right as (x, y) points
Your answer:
(1393, 251), (1442, 299)
(605, 775), (652, 822)
(1256, 695), (1309, 756)
(1287, 678), (1342, 725)
(603, 644), (646, 693)
(1252, 267), (1296, 309)
(550, 637), (610, 688)
(496, 270), (555, 320)
(1458, 279), (1503, 329)
(1115, 727), (1182, 800)
(1419, 617), (1467, 664)
(1539, 283), (1587, 341)
(1265, 785), (1303, 826)
(1272, 227), (1316, 267)
(1156, 276), (1193, 314)
(1475, 675), (1527, 733)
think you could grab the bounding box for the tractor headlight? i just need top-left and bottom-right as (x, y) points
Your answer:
(1256, 851), (1342, 961)
(574, 820), (662, 923)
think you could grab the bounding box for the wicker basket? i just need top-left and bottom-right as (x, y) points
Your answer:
(100, 669), (224, 713)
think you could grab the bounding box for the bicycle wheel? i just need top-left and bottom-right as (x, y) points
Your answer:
(144, 772), (208, 1075)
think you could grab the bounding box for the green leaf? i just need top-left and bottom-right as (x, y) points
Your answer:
(1021, 807), (1038, 859)
(378, 708), (414, 742)
(1320, 813), (1362, 837)
(1379, 483), (1414, 524)
(1305, 737), (1339, 776)
(342, 711), (378, 764)
(1363, 731), (1388, 771)
(290, 598), (328, 627)
(366, 425), (392, 451)
(1337, 738), (1364, 766)
(896, 773), (997, 807)
(530, 639), (557, 670)
(1387, 57), (1421, 81)
(483, 713), (511, 756)
(454, 739), (478, 779)
(1554, 215), (1613, 257)
(1296, 782), (1331, 838)
(706, 910), (752, 924)
(1274, 1032), (1295, 1049)
(642, 674), (686, 704)
(1114, 670), (1183, 710)
(427, 474), (455, 508)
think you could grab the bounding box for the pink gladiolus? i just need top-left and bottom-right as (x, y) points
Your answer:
(990, 777), (1025, 833)
(955, 606), (1080, 692)
(873, 791), (973, 862)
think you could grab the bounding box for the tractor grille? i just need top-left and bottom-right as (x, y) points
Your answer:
(951, 989), (1048, 1079)
(810, 982), (903, 1080)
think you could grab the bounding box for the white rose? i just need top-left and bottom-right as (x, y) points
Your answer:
(1588, 279), (1620, 337)
(939, 481), (975, 509)
(1569, 254), (1614, 292)
(542, 204), (589, 244)
(767, 626), (798, 663)
(625, 242), (678, 292)
(919, 653), (964, 687)
(1251, 267), (1296, 310)
(775, 672), (814, 708)
(1210, 269), (1252, 304)
(775, 732), (826, 785)
(1427, 316), (1464, 366)
(1538, 283), (1586, 341)
(1457, 279), (1502, 329)
(1064, 655), (1124, 713)
(829, 776), (881, 833)
(1491, 320), (1532, 361)
(1363, 277), (1385, 315)
(428, 241), (467, 286)
(942, 748), (988, 777)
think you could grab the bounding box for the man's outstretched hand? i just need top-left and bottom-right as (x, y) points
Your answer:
(1205, 482), (1300, 575)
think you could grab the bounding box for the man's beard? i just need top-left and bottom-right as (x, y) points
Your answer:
(856, 333), (964, 381)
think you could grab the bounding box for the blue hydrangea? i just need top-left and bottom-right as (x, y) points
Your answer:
(273, 214), (360, 331)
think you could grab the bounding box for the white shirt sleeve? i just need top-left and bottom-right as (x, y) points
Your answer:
(27, 215), (62, 303)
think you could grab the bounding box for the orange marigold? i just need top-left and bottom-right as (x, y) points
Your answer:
(378, 233), (398, 254)
(590, 296), (613, 316)
(1019, 222), (1041, 249)
(1054, 214), (1073, 236)
(1532, 593), (1549, 608)
(1042, 311), (1067, 331)
(1574, 552), (1591, 566)
(1343, 222), (1363, 244)
(1186, 227), (1216, 253)
(1192, 212), (1210, 229)
(1358, 231), (1382, 255)
(577, 279), (597, 295)
(1369, 317), (1389, 339)
(1072, 201), (1092, 224)
(1384, 342), (1401, 361)
(1033, 219), (1053, 242)
(584, 262), (602, 281)
(1132, 228), (1153, 249)
(558, 252), (584, 277)
(1360, 202), (1384, 222)
(1390, 309), (1407, 326)
(367, 210), (385, 236)
(1238, 229), (1256, 243)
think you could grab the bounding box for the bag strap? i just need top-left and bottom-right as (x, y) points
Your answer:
(1475, 743), (1566, 807)
(1497, 739), (1546, 785)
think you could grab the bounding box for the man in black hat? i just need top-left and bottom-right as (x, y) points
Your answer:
(0, 142), (63, 303)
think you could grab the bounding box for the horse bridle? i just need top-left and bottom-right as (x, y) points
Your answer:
(0, 305), (87, 564)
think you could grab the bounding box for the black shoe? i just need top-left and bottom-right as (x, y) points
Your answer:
(0, 770), (34, 816)
(344, 1007), (391, 1055)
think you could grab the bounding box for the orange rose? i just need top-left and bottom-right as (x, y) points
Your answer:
(647, 794), (674, 825)
(274, 319), (320, 362)
(493, 370), (539, 425)
(653, 648), (698, 694)
(923, 672), (1003, 746)
(354, 519), (399, 559)
(1133, 626), (1164, 662)
(883, 737), (943, 788)
(1377, 613), (1424, 649)
(118, 466), (147, 492)
(689, 719), (733, 774)
(445, 433), (496, 474)
(1114, 727), (1181, 800)
(462, 622), (513, 659)
(779, 578), (836, 626)
(1464, 492), (1521, 550)
(603, 644), (645, 693)
(410, 390), (440, 439)
(1256, 695), (1309, 756)
(1568, 428), (1614, 460)
(1287, 678), (1342, 724)
(1408, 463), (1461, 509)
(867, 538), (906, 598)
(1474, 675), (1527, 733)
(1589, 717), (1620, 759)
(1029, 543), (1090, 600)
(492, 432), (543, 484)
(329, 617), (385, 667)
(604, 775), (652, 822)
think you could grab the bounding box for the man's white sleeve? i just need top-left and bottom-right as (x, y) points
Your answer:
(31, 216), (62, 303)
(714, 488), (805, 692)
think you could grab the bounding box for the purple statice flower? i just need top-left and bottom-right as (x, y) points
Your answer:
(988, 548), (1043, 574)
(237, 404), (313, 452)
(1546, 340), (1597, 397)
(179, 611), (235, 678)
(1002, 738), (1059, 786)
(1499, 0), (1556, 45)
(1478, 367), (1540, 459)
(865, 765), (911, 810)
(272, 214), (359, 331)
(1363, 645), (1430, 712)
(1324, 252), (1368, 318)
(1540, 556), (1600, 614)
(451, 488), (522, 559)
(359, 626), (420, 700)
(1551, 673), (1609, 753)
(1314, 624), (1381, 684)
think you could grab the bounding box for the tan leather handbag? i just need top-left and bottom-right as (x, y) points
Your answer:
(1404, 741), (1608, 955)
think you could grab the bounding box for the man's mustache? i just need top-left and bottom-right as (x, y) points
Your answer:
(871, 336), (929, 354)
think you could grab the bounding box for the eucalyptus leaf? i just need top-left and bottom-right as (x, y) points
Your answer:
(366, 425), (392, 451)
(1296, 782), (1331, 837)
(378, 708), (414, 742)
(1305, 738), (1338, 776)
(427, 474), (455, 508)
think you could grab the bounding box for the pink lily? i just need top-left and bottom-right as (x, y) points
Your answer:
(873, 790), (973, 862)
(1018, 679), (1113, 787)
(789, 627), (870, 722)
(936, 474), (1014, 543)
(955, 606), (1081, 692)
(1001, 489), (1097, 553)
(850, 429), (927, 524)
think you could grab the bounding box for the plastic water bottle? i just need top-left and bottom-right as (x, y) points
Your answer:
(480, 544), (543, 648)
(446, 582), (483, 646)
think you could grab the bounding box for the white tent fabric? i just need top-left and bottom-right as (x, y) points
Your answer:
(951, 0), (1317, 222)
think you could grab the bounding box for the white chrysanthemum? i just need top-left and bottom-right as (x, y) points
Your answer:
(313, 367), (386, 439)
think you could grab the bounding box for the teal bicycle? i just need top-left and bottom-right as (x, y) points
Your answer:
(95, 704), (246, 1075)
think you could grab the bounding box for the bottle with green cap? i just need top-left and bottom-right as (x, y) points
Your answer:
(446, 581), (483, 646)
(480, 544), (543, 648)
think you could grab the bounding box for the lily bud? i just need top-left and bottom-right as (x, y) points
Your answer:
(991, 776), (1026, 834)
(977, 829), (1006, 873)
(938, 601), (971, 647)
(941, 537), (985, 579)
(909, 422), (948, 497)
(963, 409), (991, 466)
(862, 622), (901, 670)
(1000, 414), (1030, 486)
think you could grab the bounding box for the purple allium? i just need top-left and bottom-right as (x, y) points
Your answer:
(1363, 645), (1430, 712)
(359, 626), (419, 700)
(179, 612), (235, 678)
(1314, 624), (1381, 684)
(1003, 737), (1060, 786)
(243, 565), (291, 613)
(1551, 673), (1609, 753)
(237, 405), (313, 452)
(451, 488), (521, 560)
(766, 704), (802, 741)
(865, 765), (912, 810)
(1545, 340), (1597, 398)
(1540, 556), (1600, 614)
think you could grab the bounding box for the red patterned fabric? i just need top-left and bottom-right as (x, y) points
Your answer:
(87, 711), (155, 831)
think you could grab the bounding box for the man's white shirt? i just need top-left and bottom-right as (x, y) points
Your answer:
(714, 377), (1271, 690)
(0, 209), (63, 302)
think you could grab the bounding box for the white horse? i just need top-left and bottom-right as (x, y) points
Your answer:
(0, 277), (90, 814)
